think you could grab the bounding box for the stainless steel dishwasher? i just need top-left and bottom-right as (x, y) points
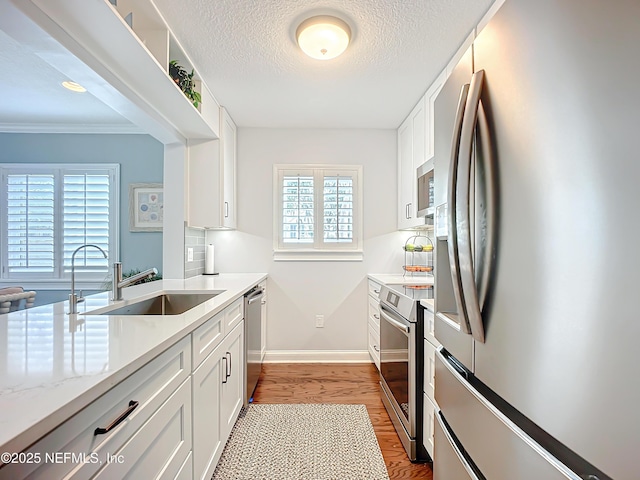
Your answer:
(244, 286), (264, 405)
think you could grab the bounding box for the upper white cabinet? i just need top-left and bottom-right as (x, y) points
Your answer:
(188, 107), (238, 229)
(397, 72), (445, 230)
(20, 0), (220, 142)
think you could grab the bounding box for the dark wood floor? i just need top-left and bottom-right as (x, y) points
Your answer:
(252, 363), (433, 480)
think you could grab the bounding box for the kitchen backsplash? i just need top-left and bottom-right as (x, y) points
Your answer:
(184, 226), (205, 278)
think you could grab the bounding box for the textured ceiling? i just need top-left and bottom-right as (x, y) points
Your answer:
(153, 0), (494, 128)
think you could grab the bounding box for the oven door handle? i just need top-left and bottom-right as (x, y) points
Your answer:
(380, 306), (410, 334)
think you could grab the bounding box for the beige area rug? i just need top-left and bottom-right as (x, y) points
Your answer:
(212, 404), (390, 480)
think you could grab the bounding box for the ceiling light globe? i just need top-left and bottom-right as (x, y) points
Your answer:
(296, 15), (351, 60)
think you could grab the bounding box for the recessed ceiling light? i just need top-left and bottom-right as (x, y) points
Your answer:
(61, 81), (87, 93)
(296, 15), (351, 60)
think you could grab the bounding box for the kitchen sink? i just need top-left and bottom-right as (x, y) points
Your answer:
(96, 292), (222, 315)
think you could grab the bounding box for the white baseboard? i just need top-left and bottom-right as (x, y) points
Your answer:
(263, 350), (372, 364)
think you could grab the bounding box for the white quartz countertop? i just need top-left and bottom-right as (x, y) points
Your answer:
(368, 273), (434, 285)
(0, 273), (266, 456)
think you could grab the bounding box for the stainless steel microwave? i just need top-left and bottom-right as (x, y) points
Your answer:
(416, 158), (435, 217)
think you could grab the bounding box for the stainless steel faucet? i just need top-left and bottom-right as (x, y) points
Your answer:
(112, 262), (158, 301)
(68, 244), (107, 314)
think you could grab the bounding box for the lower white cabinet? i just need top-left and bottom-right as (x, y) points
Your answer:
(422, 302), (439, 459)
(219, 322), (244, 441)
(423, 393), (437, 459)
(0, 337), (192, 480)
(192, 341), (223, 480)
(192, 321), (244, 480)
(367, 279), (382, 370)
(259, 280), (267, 361)
(93, 378), (192, 479)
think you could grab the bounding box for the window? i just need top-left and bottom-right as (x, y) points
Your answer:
(0, 164), (119, 284)
(274, 165), (363, 260)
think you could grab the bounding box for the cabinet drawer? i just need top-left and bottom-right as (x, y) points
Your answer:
(424, 307), (437, 346)
(93, 378), (192, 480)
(424, 339), (437, 404)
(367, 279), (382, 299)
(224, 297), (243, 333)
(423, 393), (436, 459)
(2, 337), (191, 480)
(367, 295), (380, 328)
(192, 310), (224, 369)
(367, 324), (380, 370)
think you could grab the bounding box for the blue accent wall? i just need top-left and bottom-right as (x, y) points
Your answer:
(0, 133), (164, 305)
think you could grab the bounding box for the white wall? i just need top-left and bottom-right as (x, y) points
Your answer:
(208, 128), (416, 359)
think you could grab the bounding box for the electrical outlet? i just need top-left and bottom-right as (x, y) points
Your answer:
(187, 247), (194, 262)
(315, 314), (324, 328)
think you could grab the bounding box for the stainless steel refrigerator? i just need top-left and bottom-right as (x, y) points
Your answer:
(432, 0), (640, 479)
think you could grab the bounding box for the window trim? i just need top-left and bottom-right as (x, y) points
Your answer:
(273, 164), (363, 261)
(0, 163), (120, 286)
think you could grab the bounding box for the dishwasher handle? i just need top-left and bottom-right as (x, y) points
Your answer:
(246, 287), (264, 305)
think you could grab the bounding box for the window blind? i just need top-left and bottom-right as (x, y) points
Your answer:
(323, 175), (354, 243)
(6, 174), (55, 274)
(282, 175), (314, 243)
(63, 173), (111, 272)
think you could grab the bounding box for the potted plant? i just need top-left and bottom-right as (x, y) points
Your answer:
(169, 60), (202, 109)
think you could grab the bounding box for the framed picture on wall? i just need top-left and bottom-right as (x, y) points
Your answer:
(129, 183), (163, 232)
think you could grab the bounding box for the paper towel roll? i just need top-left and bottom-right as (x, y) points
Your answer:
(205, 244), (215, 274)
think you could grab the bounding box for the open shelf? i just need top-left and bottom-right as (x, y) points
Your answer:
(27, 0), (220, 141)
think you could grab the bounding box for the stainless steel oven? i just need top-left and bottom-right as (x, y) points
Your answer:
(378, 283), (432, 462)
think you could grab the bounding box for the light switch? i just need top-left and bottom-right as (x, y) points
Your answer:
(187, 247), (194, 262)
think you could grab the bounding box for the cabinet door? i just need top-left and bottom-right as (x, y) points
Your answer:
(220, 107), (237, 229)
(192, 343), (223, 480)
(93, 378), (192, 480)
(397, 117), (414, 230)
(220, 322), (244, 441)
(259, 281), (267, 360)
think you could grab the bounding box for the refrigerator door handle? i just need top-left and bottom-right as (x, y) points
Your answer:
(475, 94), (497, 312)
(456, 70), (487, 343)
(436, 411), (483, 480)
(447, 82), (472, 335)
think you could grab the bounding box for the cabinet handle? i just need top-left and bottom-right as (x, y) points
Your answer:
(222, 356), (228, 383)
(224, 201), (229, 218)
(373, 289), (380, 294)
(373, 314), (380, 320)
(94, 400), (139, 436)
(373, 345), (380, 352)
(407, 202), (412, 219)
(226, 351), (232, 378)
(405, 204), (410, 219)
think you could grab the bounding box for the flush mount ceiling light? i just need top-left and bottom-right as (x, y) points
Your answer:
(296, 15), (351, 60)
(61, 81), (87, 93)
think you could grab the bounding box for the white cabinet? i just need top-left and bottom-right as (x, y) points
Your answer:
(219, 322), (244, 441)
(397, 98), (424, 230)
(93, 378), (192, 480)
(422, 301), (439, 460)
(397, 72), (445, 230)
(367, 279), (382, 369)
(220, 107), (237, 229)
(191, 297), (245, 480)
(192, 335), (224, 480)
(188, 107), (237, 229)
(259, 280), (267, 360)
(1, 337), (192, 480)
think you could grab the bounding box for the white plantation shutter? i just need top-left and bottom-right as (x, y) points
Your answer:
(1, 164), (119, 281)
(63, 172), (111, 273)
(323, 174), (354, 243)
(6, 173), (55, 274)
(275, 165), (362, 255)
(282, 174), (314, 243)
